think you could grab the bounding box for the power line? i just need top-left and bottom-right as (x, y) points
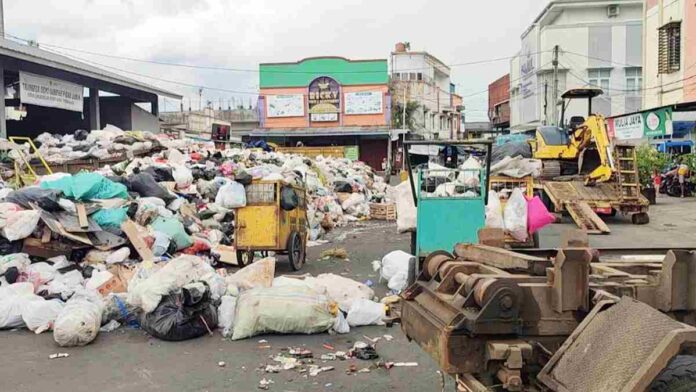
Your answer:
(4, 32), (550, 75)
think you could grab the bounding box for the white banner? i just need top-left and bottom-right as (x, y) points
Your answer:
(19, 72), (84, 112)
(266, 94), (304, 118)
(345, 91), (383, 114)
(612, 113), (644, 140)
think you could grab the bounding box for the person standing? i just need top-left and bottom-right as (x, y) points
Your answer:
(677, 160), (690, 198)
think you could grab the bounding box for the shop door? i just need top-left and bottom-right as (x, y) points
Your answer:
(359, 138), (387, 170)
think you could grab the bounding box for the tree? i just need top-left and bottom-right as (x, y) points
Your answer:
(391, 101), (420, 130)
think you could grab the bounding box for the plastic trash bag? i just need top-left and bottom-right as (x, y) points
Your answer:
(280, 186), (298, 211)
(142, 166), (174, 182)
(332, 311), (350, 334)
(92, 208), (128, 229)
(376, 250), (414, 292)
(485, 190), (505, 229)
(172, 165), (193, 189)
(2, 210), (40, 241)
(22, 299), (64, 334)
(128, 172), (175, 202)
(127, 255), (217, 313)
(151, 217), (193, 251)
(0, 290), (42, 329)
(217, 294), (238, 337)
(346, 299), (385, 327)
(53, 288), (104, 347)
(312, 274), (374, 312)
(140, 282), (217, 341)
(527, 196), (555, 234)
(215, 181), (246, 209)
(5, 188), (63, 211)
(395, 181), (416, 233)
(41, 172), (128, 200)
(232, 286), (336, 340)
(504, 188), (528, 242)
(234, 171), (252, 186)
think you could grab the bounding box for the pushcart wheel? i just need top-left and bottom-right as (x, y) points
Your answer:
(288, 231), (305, 271)
(236, 250), (254, 267)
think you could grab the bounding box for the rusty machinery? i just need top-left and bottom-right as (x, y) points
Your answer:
(401, 243), (696, 391)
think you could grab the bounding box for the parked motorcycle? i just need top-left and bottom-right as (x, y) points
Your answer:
(659, 172), (694, 197)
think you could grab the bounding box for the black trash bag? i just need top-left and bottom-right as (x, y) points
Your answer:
(3, 266), (19, 284)
(5, 188), (63, 211)
(334, 181), (352, 193)
(0, 237), (22, 255)
(280, 186), (299, 211)
(190, 167), (206, 180)
(203, 169), (218, 181)
(140, 282), (218, 341)
(235, 171), (253, 186)
(143, 166), (174, 182)
(127, 172), (175, 202)
(74, 129), (89, 141)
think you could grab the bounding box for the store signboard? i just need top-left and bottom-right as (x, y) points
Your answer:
(308, 77), (340, 114)
(267, 94), (304, 117)
(310, 113), (338, 122)
(607, 107), (673, 140)
(345, 91), (383, 114)
(19, 72), (84, 112)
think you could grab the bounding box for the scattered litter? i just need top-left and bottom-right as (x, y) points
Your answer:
(319, 248), (348, 260)
(48, 353), (70, 359)
(258, 378), (274, 390)
(99, 320), (121, 332)
(383, 334), (394, 341)
(309, 365), (334, 376)
(349, 341), (379, 360)
(218, 361), (226, 367)
(322, 343), (335, 351)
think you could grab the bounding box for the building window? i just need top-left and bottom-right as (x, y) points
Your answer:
(392, 73), (401, 81)
(625, 68), (642, 93)
(658, 22), (681, 74)
(417, 73), (423, 81)
(588, 69), (611, 90)
(409, 72), (417, 81)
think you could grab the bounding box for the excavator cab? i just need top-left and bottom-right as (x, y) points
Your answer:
(532, 88), (614, 184)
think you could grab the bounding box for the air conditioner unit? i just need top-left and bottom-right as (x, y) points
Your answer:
(607, 4), (620, 17)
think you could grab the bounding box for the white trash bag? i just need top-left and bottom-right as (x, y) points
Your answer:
(2, 210), (40, 241)
(374, 250), (414, 292)
(172, 165), (194, 189)
(504, 188), (528, 242)
(53, 288), (104, 347)
(217, 294), (238, 338)
(215, 181), (247, 209)
(346, 299), (385, 327)
(395, 181), (416, 233)
(485, 190), (505, 229)
(22, 299), (65, 334)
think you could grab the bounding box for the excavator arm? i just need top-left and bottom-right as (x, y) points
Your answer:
(572, 114), (614, 185)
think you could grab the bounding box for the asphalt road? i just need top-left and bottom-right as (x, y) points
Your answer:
(0, 221), (451, 392)
(1, 196), (695, 392)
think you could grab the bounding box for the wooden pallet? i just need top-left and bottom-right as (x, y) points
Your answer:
(565, 201), (611, 234)
(370, 203), (397, 221)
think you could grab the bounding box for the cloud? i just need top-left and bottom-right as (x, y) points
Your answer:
(5, 0), (546, 120)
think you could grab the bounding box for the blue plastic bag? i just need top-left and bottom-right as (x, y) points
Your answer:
(41, 172), (128, 201)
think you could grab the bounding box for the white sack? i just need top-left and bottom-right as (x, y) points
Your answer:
(53, 288), (104, 347)
(312, 274), (374, 311)
(376, 250), (413, 292)
(22, 299), (64, 333)
(0, 292), (42, 329)
(346, 299), (385, 327)
(485, 190), (505, 229)
(395, 181), (416, 233)
(2, 210), (40, 241)
(215, 181), (246, 209)
(504, 188), (528, 241)
(217, 294), (238, 338)
(173, 165), (194, 189)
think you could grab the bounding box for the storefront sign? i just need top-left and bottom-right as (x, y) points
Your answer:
(19, 72), (84, 112)
(267, 94), (304, 117)
(345, 91), (383, 114)
(308, 77), (340, 116)
(607, 107), (673, 140)
(310, 113), (338, 122)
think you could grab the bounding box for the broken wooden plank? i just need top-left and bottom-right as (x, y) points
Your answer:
(121, 219), (154, 262)
(41, 226), (52, 243)
(54, 212), (101, 233)
(88, 230), (127, 251)
(32, 206), (93, 246)
(76, 203), (88, 229)
(565, 201), (610, 234)
(453, 243), (550, 274)
(22, 237), (83, 259)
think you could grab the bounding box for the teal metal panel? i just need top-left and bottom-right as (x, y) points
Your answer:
(415, 168), (486, 258)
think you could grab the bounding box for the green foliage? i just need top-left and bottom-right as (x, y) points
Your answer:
(391, 101), (420, 131)
(635, 144), (669, 187)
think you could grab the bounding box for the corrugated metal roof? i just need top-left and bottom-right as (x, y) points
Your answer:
(0, 38), (181, 99)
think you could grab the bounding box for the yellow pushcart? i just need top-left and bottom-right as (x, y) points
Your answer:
(234, 180), (308, 270)
(489, 175), (539, 248)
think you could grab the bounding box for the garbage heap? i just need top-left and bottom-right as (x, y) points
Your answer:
(0, 131), (396, 346)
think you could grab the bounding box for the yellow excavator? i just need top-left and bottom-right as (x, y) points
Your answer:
(530, 88), (614, 185)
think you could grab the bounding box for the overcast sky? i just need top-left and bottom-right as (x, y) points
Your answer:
(5, 0), (547, 121)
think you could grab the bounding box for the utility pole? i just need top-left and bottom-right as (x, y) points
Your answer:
(402, 86), (407, 130)
(198, 88), (203, 111)
(551, 45), (560, 126)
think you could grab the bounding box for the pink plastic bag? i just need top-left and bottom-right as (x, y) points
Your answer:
(526, 196), (555, 234)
